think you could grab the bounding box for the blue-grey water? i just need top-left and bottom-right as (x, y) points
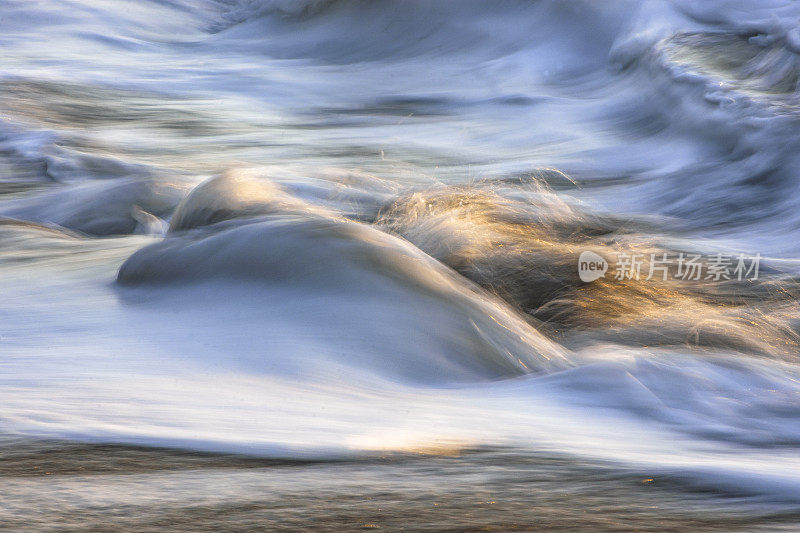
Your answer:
(2, 1), (800, 530)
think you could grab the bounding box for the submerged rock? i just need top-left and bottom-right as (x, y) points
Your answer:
(0, 177), (189, 236)
(169, 170), (327, 232)
(118, 213), (569, 383)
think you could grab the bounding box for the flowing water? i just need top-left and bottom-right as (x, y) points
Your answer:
(2, 0), (800, 530)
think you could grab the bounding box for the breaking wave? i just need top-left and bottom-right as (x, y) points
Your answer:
(2, 0), (800, 502)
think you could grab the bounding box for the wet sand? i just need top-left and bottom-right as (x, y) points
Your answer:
(2, 438), (798, 532)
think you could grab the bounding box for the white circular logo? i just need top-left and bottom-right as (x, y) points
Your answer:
(578, 251), (608, 282)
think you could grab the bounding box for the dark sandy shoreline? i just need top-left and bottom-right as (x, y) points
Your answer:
(1, 438), (798, 532)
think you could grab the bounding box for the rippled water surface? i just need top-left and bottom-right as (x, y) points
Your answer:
(3, 0), (800, 530)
